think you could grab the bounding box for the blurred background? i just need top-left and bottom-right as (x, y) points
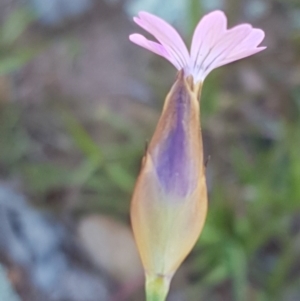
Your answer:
(0, 0), (299, 300)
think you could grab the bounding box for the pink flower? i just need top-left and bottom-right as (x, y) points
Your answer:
(129, 10), (266, 83)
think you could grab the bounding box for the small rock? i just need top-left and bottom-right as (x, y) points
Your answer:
(78, 215), (143, 283)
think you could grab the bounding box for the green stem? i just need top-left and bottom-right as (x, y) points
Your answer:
(146, 274), (171, 301)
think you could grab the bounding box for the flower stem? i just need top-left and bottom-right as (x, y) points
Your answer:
(145, 274), (171, 301)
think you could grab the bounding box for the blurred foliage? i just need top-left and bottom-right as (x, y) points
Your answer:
(0, 1), (300, 301)
(0, 8), (38, 74)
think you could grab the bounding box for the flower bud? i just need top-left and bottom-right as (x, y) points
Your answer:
(130, 71), (207, 280)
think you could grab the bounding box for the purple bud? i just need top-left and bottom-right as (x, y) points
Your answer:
(153, 84), (197, 197)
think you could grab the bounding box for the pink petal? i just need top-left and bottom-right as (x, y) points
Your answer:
(202, 26), (265, 79)
(190, 11), (266, 82)
(133, 11), (190, 70)
(129, 34), (182, 69)
(225, 28), (265, 55)
(207, 47), (266, 71)
(197, 24), (253, 75)
(190, 10), (227, 68)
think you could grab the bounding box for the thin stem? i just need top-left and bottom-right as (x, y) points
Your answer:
(145, 274), (171, 301)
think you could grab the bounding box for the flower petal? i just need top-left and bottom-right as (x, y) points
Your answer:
(190, 11), (266, 82)
(202, 27), (265, 79)
(133, 11), (190, 70)
(129, 34), (182, 69)
(190, 10), (227, 69)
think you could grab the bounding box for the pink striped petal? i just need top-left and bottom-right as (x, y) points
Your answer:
(230, 27), (265, 50)
(201, 30), (266, 78)
(133, 11), (190, 70)
(191, 14), (266, 81)
(190, 10), (227, 68)
(129, 34), (182, 69)
(193, 24), (253, 80)
(213, 47), (266, 67)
